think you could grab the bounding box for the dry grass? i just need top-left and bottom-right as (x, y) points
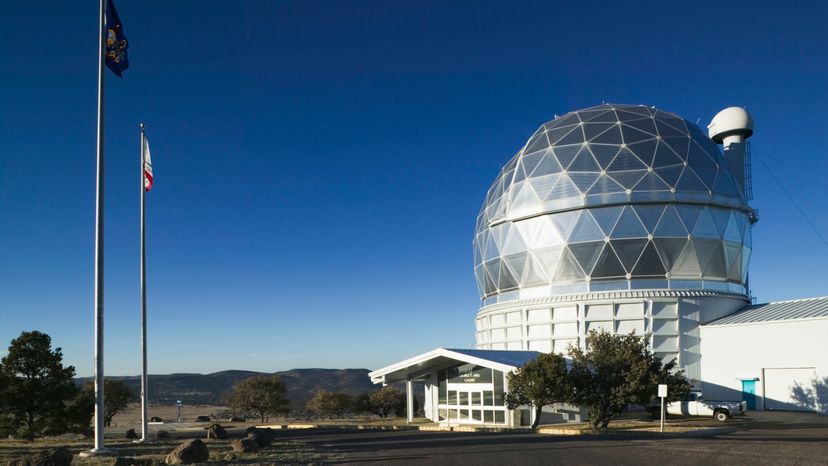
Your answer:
(110, 404), (232, 426)
(0, 437), (327, 465)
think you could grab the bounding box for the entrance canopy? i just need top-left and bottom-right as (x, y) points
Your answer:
(369, 348), (541, 384)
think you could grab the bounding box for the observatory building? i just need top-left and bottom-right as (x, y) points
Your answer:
(471, 104), (753, 384)
(370, 104), (828, 426)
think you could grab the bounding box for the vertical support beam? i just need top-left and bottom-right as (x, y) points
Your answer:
(503, 372), (513, 427)
(406, 379), (414, 423)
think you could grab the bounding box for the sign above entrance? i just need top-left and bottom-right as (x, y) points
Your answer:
(447, 364), (493, 384)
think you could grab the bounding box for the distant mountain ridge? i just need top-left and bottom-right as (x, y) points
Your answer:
(77, 368), (375, 409)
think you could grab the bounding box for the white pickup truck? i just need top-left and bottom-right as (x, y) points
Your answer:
(659, 391), (746, 421)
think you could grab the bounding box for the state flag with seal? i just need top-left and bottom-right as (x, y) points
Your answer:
(105, 0), (129, 76)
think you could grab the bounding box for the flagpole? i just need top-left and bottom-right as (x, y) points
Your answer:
(91, 0), (111, 454)
(139, 124), (149, 442)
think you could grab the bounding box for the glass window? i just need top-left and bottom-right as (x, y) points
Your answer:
(439, 409), (447, 421)
(569, 213), (604, 243)
(632, 242), (667, 276)
(553, 248), (585, 281)
(494, 371), (504, 405)
(484, 391), (493, 406)
(591, 245), (626, 278)
(608, 148), (646, 171)
(611, 207), (648, 238)
(663, 136), (689, 159)
(655, 206), (689, 237)
(472, 392), (482, 406)
(591, 124), (622, 144)
(438, 370), (447, 404)
(484, 411), (494, 423)
(608, 170), (646, 190)
(459, 410), (469, 421)
(610, 238), (648, 273)
(448, 409), (457, 420)
(590, 144), (620, 169)
(459, 392), (468, 405)
(495, 411), (505, 423)
(568, 148), (601, 172)
(569, 241), (603, 276)
(654, 164), (684, 186)
(448, 391), (457, 405)
(692, 207), (719, 238)
(472, 410), (482, 421)
(625, 136), (658, 162)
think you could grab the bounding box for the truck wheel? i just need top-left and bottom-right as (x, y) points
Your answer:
(714, 410), (729, 422)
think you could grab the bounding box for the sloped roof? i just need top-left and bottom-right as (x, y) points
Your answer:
(368, 348), (541, 384)
(705, 296), (828, 326)
(444, 349), (542, 368)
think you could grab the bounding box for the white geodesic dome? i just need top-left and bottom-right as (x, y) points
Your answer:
(473, 104), (753, 302)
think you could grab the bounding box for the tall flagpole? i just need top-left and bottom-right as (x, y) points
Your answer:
(139, 124), (149, 442)
(91, 0), (110, 454)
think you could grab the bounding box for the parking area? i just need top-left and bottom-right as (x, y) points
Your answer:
(271, 412), (828, 465)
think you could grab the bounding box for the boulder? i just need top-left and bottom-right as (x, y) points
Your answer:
(125, 428), (138, 439)
(150, 416), (163, 422)
(5, 447), (73, 466)
(155, 430), (170, 439)
(195, 416), (211, 422)
(165, 439), (209, 465)
(230, 437), (259, 453)
(246, 428), (273, 447)
(206, 424), (227, 440)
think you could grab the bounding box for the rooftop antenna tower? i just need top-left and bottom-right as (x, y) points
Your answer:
(708, 107), (757, 302)
(708, 107), (755, 205)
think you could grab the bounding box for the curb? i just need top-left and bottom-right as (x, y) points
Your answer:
(256, 423), (532, 433)
(255, 422), (740, 436)
(536, 425), (740, 437)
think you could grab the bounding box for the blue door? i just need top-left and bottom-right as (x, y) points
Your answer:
(741, 380), (756, 410)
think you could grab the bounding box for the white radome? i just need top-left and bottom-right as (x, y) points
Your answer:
(708, 107), (754, 143)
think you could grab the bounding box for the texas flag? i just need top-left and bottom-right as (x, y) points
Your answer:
(143, 136), (153, 191)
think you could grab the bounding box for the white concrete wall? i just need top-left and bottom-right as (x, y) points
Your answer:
(475, 293), (745, 382)
(700, 318), (828, 414)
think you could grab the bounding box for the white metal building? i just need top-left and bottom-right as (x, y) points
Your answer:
(700, 297), (828, 414)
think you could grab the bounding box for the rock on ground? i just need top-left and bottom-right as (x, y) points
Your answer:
(125, 428), (138, 439)
(230, 437), (259, 453)
(246, 428), (274, 447)
(165, 439), (209, 465)
(4, 447), (73, 466)
(206, 424), (227, 440)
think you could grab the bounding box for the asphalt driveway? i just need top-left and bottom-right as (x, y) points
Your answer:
(275, 412), (828, 465)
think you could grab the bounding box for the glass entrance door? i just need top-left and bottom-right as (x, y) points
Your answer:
(448, 389), (484, 423)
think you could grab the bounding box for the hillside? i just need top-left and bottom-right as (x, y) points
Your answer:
(77, 368), (376, 409)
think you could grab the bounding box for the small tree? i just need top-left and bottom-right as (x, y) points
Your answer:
(368, 386), (404, 418)
(352, 392), (381, 417)
(0, 331), (78, 440)
(505, 352), (571, 429)
(305, 390), (353, 419)
(568, 330), (690, 429)
(62, 388), (96, 435)
(76, 380), (136, 427)
(225, 374), (289, 422)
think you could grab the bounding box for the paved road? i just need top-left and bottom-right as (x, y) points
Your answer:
(272, 412), (828, 465)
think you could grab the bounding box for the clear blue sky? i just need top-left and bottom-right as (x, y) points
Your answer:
(2, 1), (827, 377)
